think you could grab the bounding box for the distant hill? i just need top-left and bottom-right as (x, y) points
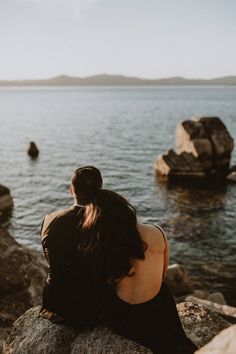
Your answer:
(0, 74), (236, 86)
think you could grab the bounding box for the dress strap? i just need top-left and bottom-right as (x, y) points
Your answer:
(153, 224), (167, 245)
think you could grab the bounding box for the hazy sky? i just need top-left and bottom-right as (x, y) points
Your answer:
(0, 0), (236, 79)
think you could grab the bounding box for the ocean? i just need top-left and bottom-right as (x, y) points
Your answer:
(0, 85), (236, 304)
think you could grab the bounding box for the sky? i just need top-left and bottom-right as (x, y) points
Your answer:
(0, 0), (236, 79)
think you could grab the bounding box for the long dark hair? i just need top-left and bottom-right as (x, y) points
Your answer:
(76, 189), (147, 287)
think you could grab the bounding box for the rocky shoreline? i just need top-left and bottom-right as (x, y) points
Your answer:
(1, 227), (236, 353)
(1, 116), (236, 352)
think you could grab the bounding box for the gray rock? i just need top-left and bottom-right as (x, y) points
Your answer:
(0, 185), (13, 226)
(177, 302), (230, 348)
(165, 264), (194, 295)
(155, 149), (208, 180)
(190, 290), (227, 305)
(180, 152), (204, 172)
(3, 302), (231, 354)
(195, 324), (236, 354)
(0, 228), (47, 324)
(185, 296), (236, 319)
(176, 120), (213, 170)
(155, 149), (191, 175)
(208, 292), (227, 305)
(156, 116), (234, 183)
(197, 117), (234, 159)
(3, 307), (151, 354)
(192, 290), (210, 300)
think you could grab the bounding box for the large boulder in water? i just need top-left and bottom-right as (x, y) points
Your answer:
(156, 117), (234, 182)
(0, 185), (13, 226)
(176, 120), (213, 171)
(0, 228), (47, 325)
(3, 302), (231, 353)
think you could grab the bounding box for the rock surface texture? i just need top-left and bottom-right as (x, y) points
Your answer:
(177, 302), (230, 348)
(185, 296), (236, 320)
(3, 306), (152, 354)
(155, 117), (234, 182)
(0, 228), (47, 324)
(195, 324), (236, 354)
(0, 185), (13, 226)
(3, 302), (231, 354)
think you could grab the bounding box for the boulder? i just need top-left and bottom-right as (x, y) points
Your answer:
(177, 302), (230, 348)
(196, 117), (234, 171)
(176, 117), (234, 172)
(208, 292), (227, 305)
(185, 296), (236, 320)
(3, 306), (152, 354)
(195, 324), (236, 354)
(0, 185), (13, 226)
(190, 290), (227, 305)
(155, 149), (207, 180)
(3, 302), (231, 353)
(156, 117), (234, 183)
(0, 228), (47, 324)
(176, 120), (213, 170)
(27, 142), (39, 158)
(165, 264), (194, 296)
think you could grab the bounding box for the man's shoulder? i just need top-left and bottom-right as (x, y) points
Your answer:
(41, 207), (75, 237)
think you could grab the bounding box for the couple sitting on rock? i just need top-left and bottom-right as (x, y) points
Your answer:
(40, 166), (197, 354)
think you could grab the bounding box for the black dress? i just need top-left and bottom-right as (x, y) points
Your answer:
(105, 282), (198, 354)
(40, 207), (197, 353)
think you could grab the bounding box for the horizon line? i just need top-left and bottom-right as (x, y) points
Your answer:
(1, 73), (236, 82)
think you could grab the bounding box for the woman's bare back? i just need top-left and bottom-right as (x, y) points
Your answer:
(116, 223), (169, 304)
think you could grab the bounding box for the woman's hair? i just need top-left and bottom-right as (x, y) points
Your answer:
(76, 188), (147, 287)
(71, 166), (103, 205)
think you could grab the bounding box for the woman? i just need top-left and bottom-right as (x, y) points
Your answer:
(40, 166), (197, 354)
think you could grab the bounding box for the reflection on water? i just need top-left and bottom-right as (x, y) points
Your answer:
(157, 180), (236, 305)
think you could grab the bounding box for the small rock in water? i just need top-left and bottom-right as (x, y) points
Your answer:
(27, 142), (39, 158)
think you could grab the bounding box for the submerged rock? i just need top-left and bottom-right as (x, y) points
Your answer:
(0, 185), (13, 226)
(27, 142), (39, 158)
(195, 324), (236, 354)
(3, 302), (231, 354)
(156, 116), (234, 183)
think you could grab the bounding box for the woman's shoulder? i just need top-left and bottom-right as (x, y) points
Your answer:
(137, 223), (166, 253)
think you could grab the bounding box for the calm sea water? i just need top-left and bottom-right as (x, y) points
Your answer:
(0, 86), (236, 304)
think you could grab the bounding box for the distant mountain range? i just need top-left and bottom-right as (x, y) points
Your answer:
(0, 74), (236, 86)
